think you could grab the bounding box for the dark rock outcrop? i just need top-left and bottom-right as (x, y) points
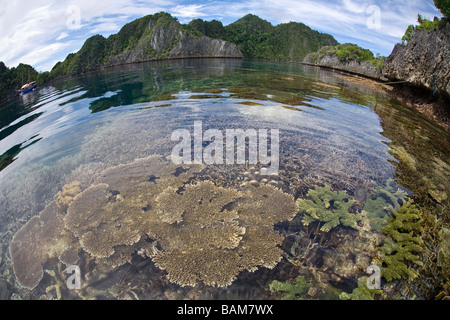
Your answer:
(382, 23), (450, 97)
(303, 53), (387, 81)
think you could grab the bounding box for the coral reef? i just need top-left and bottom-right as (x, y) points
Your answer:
(240, 166), (281, 188)
(55, 181), (82, 210)
(9, 154), (298, 291)
(269, 275), (311, 300)
(9, 201), (80, 290)
(153, 182), (297, 287)
(296, 185), (359, 232)
(363, 179), (406, 231)
(379, 200), (424, 282)
(64, 155), (204, 269)
(388, 145), (417, 170)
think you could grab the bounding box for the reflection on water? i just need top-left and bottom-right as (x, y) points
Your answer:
(0, 59), (448, 300)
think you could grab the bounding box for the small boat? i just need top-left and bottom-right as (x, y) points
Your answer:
(19, 81), (37, 95)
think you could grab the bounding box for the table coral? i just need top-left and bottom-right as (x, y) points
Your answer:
(63, 155), (204, 268)
(9, 201), (79, 290)
(65, 183), (143, 259)
(153, 182), (297, 287)
(10, 155), (298, 291)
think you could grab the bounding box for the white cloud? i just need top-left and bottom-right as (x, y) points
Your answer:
(56, 32), (69, 41)
(171, 4), (207, 20)
(0, 0), (174, 71)
(0, 0), (443, 71)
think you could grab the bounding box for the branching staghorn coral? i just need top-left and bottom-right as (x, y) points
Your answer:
(296, 185), (359, 232)
(379, 199), (424, 282)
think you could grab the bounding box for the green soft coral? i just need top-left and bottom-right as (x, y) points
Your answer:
(269, 276), (311, 300)
(379, 199), (424, 282)
(339, 277), (382, 300)
(363, 179), (406, 232)
(297, 185), (359, 232)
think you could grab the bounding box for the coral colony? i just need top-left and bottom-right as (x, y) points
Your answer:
(9, 155), (298, 290)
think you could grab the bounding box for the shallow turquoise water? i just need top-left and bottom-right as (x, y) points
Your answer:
(0, 58), (448, 300)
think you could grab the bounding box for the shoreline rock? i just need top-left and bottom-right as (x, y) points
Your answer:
(382, 22), (450, 98)
(303, 53), (387, 82)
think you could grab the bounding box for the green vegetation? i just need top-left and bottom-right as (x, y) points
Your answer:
(379, 199), (424, 282)
(296, 185), (360, 232)
(402, 14), (442, 45)
(402, 0), (449, 45)
(339, 277), (382, 300)
(186, 19), (226, 39)
(51, 35), (109, 77)
(0, 62), (49, 102)
(269, 276), (311, 300)
(307, 43), (384, 70)
(189, 14), (338, 61)
(434, 0), (450, 20)
(363, 179), (406, 232)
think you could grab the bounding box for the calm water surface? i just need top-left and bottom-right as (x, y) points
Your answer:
(0, 59), (448, 300)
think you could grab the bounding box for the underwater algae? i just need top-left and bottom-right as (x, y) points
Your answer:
(269, 275), (311, 300)
(378, 199), (424, 282)
(9, 154), (299, 290)
(363, 179), (406, 232)
(296, 184), (360, 232)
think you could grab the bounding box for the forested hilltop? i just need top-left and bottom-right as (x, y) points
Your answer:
(187, 13), (338, 61)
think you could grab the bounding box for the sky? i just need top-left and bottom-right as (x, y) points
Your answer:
(0, 0), (442, 72)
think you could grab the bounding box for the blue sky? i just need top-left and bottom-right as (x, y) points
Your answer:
(0, 0), (442, 72)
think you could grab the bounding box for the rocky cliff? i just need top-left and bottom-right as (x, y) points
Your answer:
(382, 22), (450, 97)
(303, 44), (387, 81)
(303, 53), (387, 81)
